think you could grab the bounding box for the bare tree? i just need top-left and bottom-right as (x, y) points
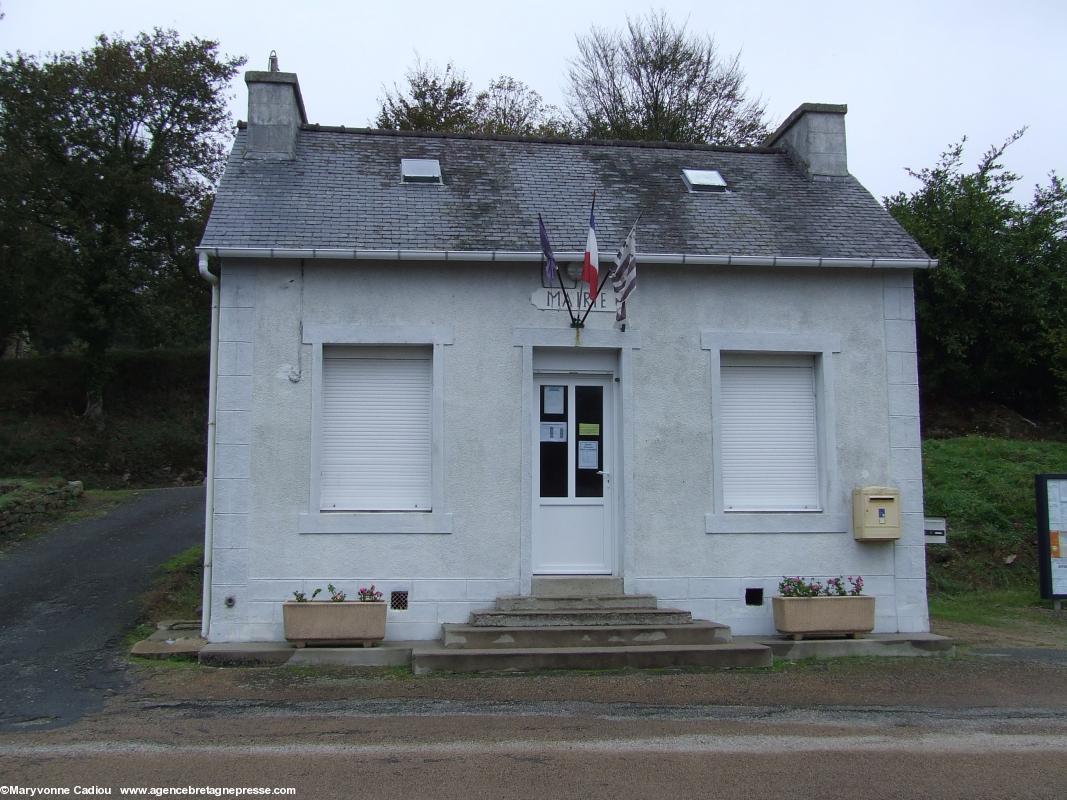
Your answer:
(473, 76), (572, 138)
(567, 11), (771, 146)
(376, 60), (572, 138)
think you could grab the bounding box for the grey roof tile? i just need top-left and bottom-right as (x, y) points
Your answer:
(201, 128), (928, 260)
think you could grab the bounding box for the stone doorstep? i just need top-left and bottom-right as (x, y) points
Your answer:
(494, 594), (659, 611)
(130, 630), (207, 659)
(442, 620), (731, 649)
(411, 643), (773, 675)
(470, 608), (694, 627)
(531, 576), (623, 597)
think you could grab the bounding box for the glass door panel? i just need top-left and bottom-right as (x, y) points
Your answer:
(539, 384), (568, 498)
(574, 385), (603, 498)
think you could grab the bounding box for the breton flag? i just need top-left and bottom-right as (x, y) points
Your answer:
(581, 196), (599, 298)
(538, 214), (558, 285)
(611, 222), (638, 324)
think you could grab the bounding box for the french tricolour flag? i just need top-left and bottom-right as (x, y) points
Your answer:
(581, 197), (599, 298)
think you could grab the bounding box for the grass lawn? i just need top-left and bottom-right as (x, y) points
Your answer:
(923, 435), (1067, 637)
(126, 544), (205, 650)
(141, 544), (204, 622)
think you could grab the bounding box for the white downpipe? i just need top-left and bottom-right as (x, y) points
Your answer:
(198, 252), (220, 640)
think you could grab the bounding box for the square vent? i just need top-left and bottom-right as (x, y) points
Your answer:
(390, 590), (409, 611)
(682, 168), (727, 193)
(401, 158), (442, 184)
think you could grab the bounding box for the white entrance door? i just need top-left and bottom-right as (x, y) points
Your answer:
(532, 375), (614, 574)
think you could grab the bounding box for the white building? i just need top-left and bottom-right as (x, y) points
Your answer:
(196, 65), (935, 644)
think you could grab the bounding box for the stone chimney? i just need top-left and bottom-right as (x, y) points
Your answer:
(764, 103), (848, 178)
(244, 53), (307, 160)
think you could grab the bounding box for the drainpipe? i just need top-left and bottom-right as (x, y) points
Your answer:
(198, 252), (220, 639)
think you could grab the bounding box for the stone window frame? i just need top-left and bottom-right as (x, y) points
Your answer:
(298, 324), (453, 534)
(701, 330), (848, 535)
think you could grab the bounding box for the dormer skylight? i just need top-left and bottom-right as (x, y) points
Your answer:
(682, 168), (727, 193)
(401, 158), (442, 184)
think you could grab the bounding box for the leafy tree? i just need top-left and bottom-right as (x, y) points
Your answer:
(885, 132), (1067, 415)
(566, 10), (771, 145)
(375, 59), (477, 133)
(0, 29), (244, 417)
(375, 59), (571, 137)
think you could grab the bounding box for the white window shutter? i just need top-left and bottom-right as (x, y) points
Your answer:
(720, 354), (819, 511)
(320, 347), (432, 511)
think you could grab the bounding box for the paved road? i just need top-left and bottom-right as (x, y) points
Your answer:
(0, 486), (204, 730)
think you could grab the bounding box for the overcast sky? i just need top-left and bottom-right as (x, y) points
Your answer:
(1, 0), (1063, 203)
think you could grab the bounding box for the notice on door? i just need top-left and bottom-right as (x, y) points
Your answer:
(544, 385), (565, 415)
(578, 440), (599, 469)
(540, 422), (567, 442)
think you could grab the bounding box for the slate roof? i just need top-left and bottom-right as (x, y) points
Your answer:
(201, 126), (928, 261)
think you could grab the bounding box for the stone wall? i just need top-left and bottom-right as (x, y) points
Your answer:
(0, 480), (84, 539)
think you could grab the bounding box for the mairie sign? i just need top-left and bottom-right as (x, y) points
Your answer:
(531, 287), (615, 314)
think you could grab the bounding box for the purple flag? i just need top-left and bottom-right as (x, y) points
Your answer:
(538, 214), (558, 285)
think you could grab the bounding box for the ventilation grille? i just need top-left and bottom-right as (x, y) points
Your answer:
(390, 591), (409, 611)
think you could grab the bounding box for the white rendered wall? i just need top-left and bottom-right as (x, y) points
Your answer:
(205, 258), (928, 641)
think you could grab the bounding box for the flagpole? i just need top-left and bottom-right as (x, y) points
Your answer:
(578, 214), (641, 328)
(578, 262), (613, 328)
(556, 263), (579, 327)
(574, 191), (598, 328)
(539, 213), (579, 327)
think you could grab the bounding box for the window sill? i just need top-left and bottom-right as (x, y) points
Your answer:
(705, 512), (848, 534)
(298, 511), (453, 534)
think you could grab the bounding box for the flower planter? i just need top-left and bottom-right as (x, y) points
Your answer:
(282, 601), (387, 647)
(771, 595), (875, 640)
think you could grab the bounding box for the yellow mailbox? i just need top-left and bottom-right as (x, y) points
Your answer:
(852, 486), (901, 541)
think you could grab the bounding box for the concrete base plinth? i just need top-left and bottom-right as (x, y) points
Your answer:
(748, 632), (954, 660)
(411, 642), (772, 675)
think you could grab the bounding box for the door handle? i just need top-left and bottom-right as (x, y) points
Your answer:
(597, 471), (610, 477)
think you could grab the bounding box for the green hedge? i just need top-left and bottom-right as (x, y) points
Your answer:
(0, 350), (209, 488)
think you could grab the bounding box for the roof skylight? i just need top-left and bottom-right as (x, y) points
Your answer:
(682, 168), (727, 193)
(401, 158), (442, 184)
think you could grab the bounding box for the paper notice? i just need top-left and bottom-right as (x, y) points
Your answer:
(578, 440), (599, 469)
(544, 385), (565, 415)
(540, 422), (566, 442)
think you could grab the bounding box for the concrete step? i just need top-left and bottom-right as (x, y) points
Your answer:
(532, 576), (623, 597)
(469, 607), (693, 627)
(412, 643), (772, 674)
(494, 594), (658, 612)
(442, 620), (731, 649)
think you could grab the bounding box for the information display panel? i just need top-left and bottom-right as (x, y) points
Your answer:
(1036, 474), (1067, 600)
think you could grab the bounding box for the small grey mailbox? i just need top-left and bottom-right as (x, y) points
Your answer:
(924, 517), (947, 545)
